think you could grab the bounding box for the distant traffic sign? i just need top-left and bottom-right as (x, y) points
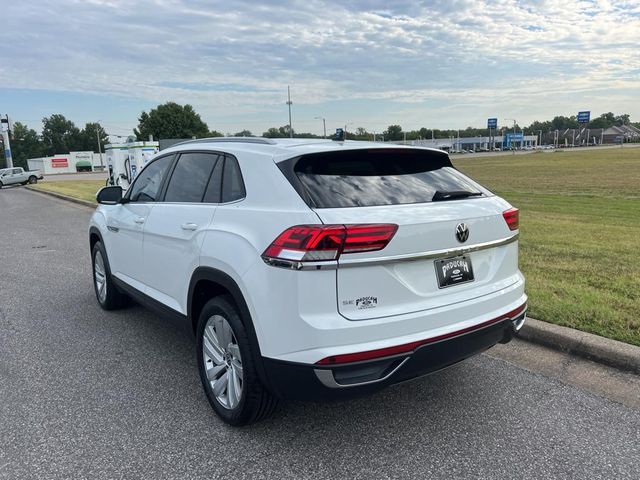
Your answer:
(487, 118), (497, 129)
(577, 111), (590, 123)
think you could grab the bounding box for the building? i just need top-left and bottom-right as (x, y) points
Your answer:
(400, 134), (538, 152)
(602, 125), (640, 143)
(27, 151), (106, 174)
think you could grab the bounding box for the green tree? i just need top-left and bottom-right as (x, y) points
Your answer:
(76, 122), (109, 152)
(134, 102), (210, 140)
(262, 125), (294, 138)
(262, 127), (284, 138)
(232, 130), (254, 137)
(209, 130), (224, 137)
(384, 125), (403, 141)
(41, 114), (81, 155)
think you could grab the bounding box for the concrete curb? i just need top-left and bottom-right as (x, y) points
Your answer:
(26, 186), (97, 208)
(518, 317), (640, 375)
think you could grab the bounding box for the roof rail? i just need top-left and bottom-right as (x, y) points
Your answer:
(173, 137), (277, 147)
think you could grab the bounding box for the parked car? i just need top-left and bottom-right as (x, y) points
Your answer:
(89, 138), (527, 426)
(0, 167), (43, 188)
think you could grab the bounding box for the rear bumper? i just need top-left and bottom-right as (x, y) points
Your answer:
(262, 304), (526, 401)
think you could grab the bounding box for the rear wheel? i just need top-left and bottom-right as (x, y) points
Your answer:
(91, 241), (129, 310)
(197, 295), (278, 426)
(28, 176), (38, 184)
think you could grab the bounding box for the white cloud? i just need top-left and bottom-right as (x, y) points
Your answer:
(1, 0), (639, 131)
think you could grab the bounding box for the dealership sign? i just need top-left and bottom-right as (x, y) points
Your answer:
(577, 111), (590, 123)
(51, 157), (69, 168)
(504, 132), (524, 147)
(487, 118), (498, 129)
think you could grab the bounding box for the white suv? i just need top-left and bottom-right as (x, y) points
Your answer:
(89, 138), (527, 426)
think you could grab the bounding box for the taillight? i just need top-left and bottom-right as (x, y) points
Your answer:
(262, 224), (398, 264)
(503, 208), (519, 231)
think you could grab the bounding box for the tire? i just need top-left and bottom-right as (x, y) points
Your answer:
(0, 182), (3, 189)
(91, 241), (129, 310)
(197, 295), (278, 426)
(28, 176), (38, 184)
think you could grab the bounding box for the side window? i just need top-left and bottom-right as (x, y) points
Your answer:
(13, 169), (21, 175)
(221, 156), (246, 203)
(128, 155), (173, 202)
(203, 156), (224, 203)
(164, 153), (219, 203)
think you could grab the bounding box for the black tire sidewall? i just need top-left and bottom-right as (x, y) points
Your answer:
(91, 241), (121, 310)
(196, 296), (262, 426)
(28, 176), (37, 184)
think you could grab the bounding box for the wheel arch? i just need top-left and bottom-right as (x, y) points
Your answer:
(89, 226), (103, 252)
(188, 266), (269, 385)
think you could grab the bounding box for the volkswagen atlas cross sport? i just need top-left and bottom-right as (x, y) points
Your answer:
(89, 138), (526, 426)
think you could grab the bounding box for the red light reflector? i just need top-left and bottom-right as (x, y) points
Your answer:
(343, 224), (398, 254)
(503, 208), (519, 231)
(262, 224), (398, 263)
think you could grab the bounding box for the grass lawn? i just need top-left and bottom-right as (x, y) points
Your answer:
(31, 180), (105, 204)
(453, 147), (640, 346)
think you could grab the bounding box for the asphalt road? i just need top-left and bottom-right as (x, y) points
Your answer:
(1, 187), (639, 480)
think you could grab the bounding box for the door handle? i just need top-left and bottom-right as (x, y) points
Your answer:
(181, 223), (198, 231)
(134, 217), (145, 224)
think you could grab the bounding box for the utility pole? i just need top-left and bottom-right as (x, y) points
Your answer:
(314, 116), (326, 138)
(286, 86), (293, 138)
(1, 115), (13, 168)
(344, 123), (353, 140)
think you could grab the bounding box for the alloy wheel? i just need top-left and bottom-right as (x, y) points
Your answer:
(202, 314), (243, 409)
(94, 251), (107, 303)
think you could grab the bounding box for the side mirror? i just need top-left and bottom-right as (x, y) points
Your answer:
(96, 186), (123, 205)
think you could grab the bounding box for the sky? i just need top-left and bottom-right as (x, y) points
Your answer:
(1, 0), (639, 138)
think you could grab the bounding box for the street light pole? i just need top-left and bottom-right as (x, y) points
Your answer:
(314, 116), (326, 138)
(96, 121), (104, 170)
(286, 86), (293, 138)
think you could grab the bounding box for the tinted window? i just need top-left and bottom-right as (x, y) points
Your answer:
(203, 156), (224, 203)
(128, 155), (173, 202)
(221, 156), (245, 202)
(164, 153), (219, 203)
(293, 149), (488, 208)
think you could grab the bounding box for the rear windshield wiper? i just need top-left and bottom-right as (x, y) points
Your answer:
(432, 190), (483, 201)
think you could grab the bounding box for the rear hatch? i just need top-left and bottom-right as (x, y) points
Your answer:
(282, 147), (520, 320)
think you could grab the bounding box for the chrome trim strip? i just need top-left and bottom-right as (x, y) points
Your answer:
(338, 232), (519, 268)
(261, 257), (338, 270)
(313, 358), (410, 389)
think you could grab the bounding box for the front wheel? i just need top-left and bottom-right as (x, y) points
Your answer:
(28, 176), (38, 184)
(91, 241), (129, 310)
(197, 296), (278, 426)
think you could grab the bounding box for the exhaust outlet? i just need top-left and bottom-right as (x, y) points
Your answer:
(512, 313), (526, 332)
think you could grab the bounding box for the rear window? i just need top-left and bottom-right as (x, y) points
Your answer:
(290, 149), (488, 208)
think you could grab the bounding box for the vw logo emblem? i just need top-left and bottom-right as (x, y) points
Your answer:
(455, 223), (469, 243)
